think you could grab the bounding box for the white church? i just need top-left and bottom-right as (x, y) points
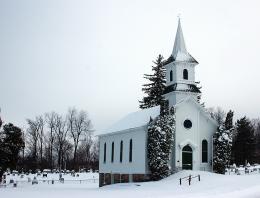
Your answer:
(98, 19), (218, 187)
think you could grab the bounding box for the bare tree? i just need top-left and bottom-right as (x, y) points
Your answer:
(37, 116), (44, 169)
(78, 136), (93, 170)
(90, 139), (99, 171)
(45, 112), (58, 169)
(54, 114), (68, 170)
(207, 107), (225, 125)
(23, 108), (95, 171)
(26, 118), (40, 170)
(67, 108), (93, 169)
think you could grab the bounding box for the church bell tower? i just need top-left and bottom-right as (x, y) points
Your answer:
(164, 19), (201, 107)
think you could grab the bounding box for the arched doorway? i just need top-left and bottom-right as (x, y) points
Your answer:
(182, 145), (192, 170)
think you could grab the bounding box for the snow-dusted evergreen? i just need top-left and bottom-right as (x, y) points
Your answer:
(139, 55), (166, 109)
(213, 110), (234, 174)
(147, 101), (175, 180)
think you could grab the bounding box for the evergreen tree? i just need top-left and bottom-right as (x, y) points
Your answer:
(147, 101), (175, 180)
(0, 116), (2, 128)
(233, 117), (256, 165)
(139, 54), (166, 109)
(0, 123), (24, 182)
(213, 110), (234, 174)
(225, 110), (234, 130)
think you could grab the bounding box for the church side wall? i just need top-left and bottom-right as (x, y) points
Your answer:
(199, 113), (217, 171)
(98, 127), (148, 186)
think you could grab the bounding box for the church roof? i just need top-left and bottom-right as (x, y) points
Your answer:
(168, 19), (198, 64)
(99, 106), (160, 136)
(99, 97), (217, 136)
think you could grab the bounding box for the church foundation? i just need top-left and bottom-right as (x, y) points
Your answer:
(99, 173), (150, 187)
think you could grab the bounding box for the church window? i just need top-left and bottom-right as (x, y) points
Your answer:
(111, 142), (114, 163)
(103, 143), (106, 163)
(120, 140), (123, 163)
(202, 140), (208, 163)
(184, 119), (192, 129)
(183, 69), (188, 80)
(170, 70), (173, 82)
(129, 139), (133, 162)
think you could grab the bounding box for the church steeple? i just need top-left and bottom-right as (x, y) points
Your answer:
(171, 19), (197, 63)
(163, 18), (201, 106)
(172, 18), (187, 59)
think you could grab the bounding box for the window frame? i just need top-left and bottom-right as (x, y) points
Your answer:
(202, 139), (208, 163)
(183, 69), (188, 80)
(129, 139), (133, 162)
(111, 142), (114, 163)
(120, 140), (123, 163)
(103, 143), (106, 163)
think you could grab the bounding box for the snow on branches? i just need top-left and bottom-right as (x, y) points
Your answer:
(147, 103), (175, 180)
(213, 110), (234, 174)
(139, 54), (166, 109)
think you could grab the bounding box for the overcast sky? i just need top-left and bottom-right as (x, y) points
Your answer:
(1, 0), (260, 134)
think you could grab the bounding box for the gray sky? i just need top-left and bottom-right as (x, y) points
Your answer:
(1, 0), (260, 134)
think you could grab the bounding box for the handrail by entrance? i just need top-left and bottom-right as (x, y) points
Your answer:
(179, 174), (200, 185)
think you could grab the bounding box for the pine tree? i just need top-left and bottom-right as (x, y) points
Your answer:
(225, 110), (234, 130)
(139, 55), (166, 109)
(147, 101), (175, 180)
(0, 116), (2, 128)
(0, 123), (25, 182)
(233, 117), (256, 165)
(213, 110), (234, 174)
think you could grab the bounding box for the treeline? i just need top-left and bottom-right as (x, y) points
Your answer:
(233, 117), (260, 165)
(20, 108), (99, 172)
(210, 107), (260, 173)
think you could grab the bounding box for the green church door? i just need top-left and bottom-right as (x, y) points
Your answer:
(182, 145), (193, 170)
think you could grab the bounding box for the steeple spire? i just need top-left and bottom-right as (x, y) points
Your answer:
(172, 18), (187, 59)
(171, 18), (197, 63)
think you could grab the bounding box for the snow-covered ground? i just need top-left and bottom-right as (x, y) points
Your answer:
(2, 171), (260, 198)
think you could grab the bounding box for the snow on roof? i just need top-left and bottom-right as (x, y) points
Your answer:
(99, 106), (160, 136)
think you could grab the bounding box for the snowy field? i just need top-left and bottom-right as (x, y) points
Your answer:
(2, 171), (260, 198)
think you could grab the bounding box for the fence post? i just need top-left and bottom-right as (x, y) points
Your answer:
(179, 178), (181, 185)
(188, 175), (191, 186)
(198, 175), (200, 182)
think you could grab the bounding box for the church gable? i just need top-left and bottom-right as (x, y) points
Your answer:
(175, 97), (217, 127)
(173, 97), (217, 172)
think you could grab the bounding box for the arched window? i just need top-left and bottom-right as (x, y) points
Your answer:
(170, 70), (173, 82)
(129, 139), (133, 162)
(183, 69), (188, 80)
(103, 143), (106, 163)
(111, 142), (114, 163)
(202, 140), (208, 163)
(120, 140), (123, 163)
